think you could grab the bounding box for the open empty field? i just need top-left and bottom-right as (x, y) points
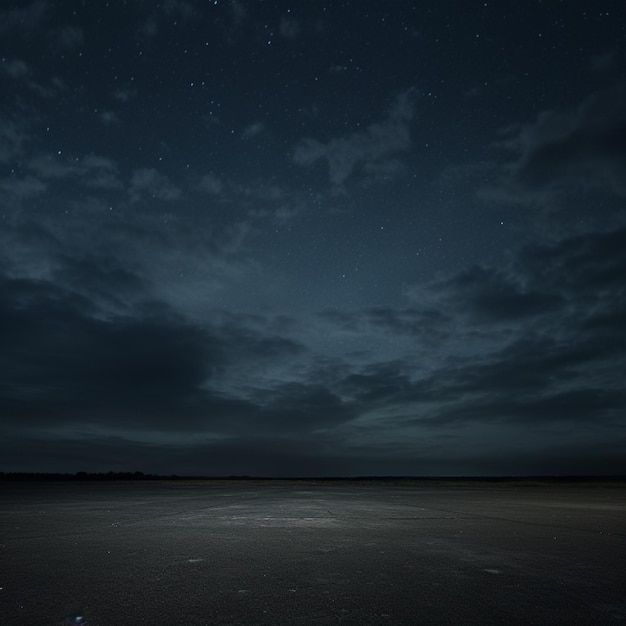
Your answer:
(1, 481), (624, 624)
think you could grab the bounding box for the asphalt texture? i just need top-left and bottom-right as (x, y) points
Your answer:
(1, 481), (625, 625)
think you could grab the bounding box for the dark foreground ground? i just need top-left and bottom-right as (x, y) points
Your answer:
(1, 481), (624, 625)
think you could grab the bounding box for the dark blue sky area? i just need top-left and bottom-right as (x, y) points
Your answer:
(1, 1), (625, 476)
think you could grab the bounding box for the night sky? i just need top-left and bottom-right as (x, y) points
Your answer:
(2, 1), (625, 476)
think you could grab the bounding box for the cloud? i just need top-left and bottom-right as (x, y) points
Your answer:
(0, 115), (31, 163)
(100, 110), (121, 126)
(216, 318), (304, 366)
(364, 307), (452, 346)
(288, 225), (626, 458)
(339, 362), (413, 405)
(293, 89), (418, 186)
(193, 173), (306, 226)
(51, 253), (149, 310)
(251, 382), (357, 434)
(0, 272), (216, 431)
(82, 156), (123, 189)
(1, 223), (624, 475)
(222, 0), (247, 38)
(515, 226), (626, 297)
(139, 18), (158, 39)
(3, 153), (121, 203)
(491, 82), (626, 201)
(587, 49), (620, 74)
(26, 154), (123, 190)
(280, 16), (300, 39)
(241, 121), (265, 140)
(197, 173), (224, 196)
(112, 88), (137, 103)
(0, 257), (323, 446)
(0, 175), (47, 201)
(382, 226), (626, 430)
(54, 25), (84, 49)
(1, 58), (30, 79)
(129, 168), (182, 202)
(139, 0), (196, 36)
(0, 1), (49, 36)
(1, 56), (65, 99)
(1, 124), (624, 475)
(426, 265), (565, 322)
(162, 0), (195, 20)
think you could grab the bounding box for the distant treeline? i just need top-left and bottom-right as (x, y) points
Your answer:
(0, 471), (187, 481)
(0, 472), (624, 483)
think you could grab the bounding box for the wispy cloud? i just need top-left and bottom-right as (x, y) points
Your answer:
(26, 153), (123, 190)
(1, 57), (65, 98)
(0, 175), (47, 201)
(241, 121), (265, 140)
(0, 115), (31, 163)
(54, 25), (84, 50)
(100, 110), (121, 126)
(0, 1), (49, 35)
(280, 16), (300, 39)
(293, 89), (418, 187)
(196, 173), (224, 196)
(1, 58), (30, 79)
(129, 168), (182, 202)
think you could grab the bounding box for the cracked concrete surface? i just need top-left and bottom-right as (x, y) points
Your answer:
(1, 481), (624, 624)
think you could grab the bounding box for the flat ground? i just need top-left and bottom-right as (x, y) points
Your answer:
(1, 481), (624, 625)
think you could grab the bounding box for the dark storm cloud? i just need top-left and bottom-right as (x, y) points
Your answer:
(498, 82), (626, 199)
(425, 387), (626, 428)
(51, 253), (148, 309)
(253, 382), (357, 434)
(408, 226), (626, 331)
(413, 327), (625, 417)
(516, 226), (626, 296)
(340, 362), (413, 405)
(308, 226), (625, 438)
(0, 249), (313, 438)
(429, 266), (565, 322)
(0, 272), (214, 428)
(328, 225), (626, 430)
(366, 307), (452, 341)
(326, 327), (624, 433)
(216, 319), (304, 365)
(2, 1), (625, 476)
